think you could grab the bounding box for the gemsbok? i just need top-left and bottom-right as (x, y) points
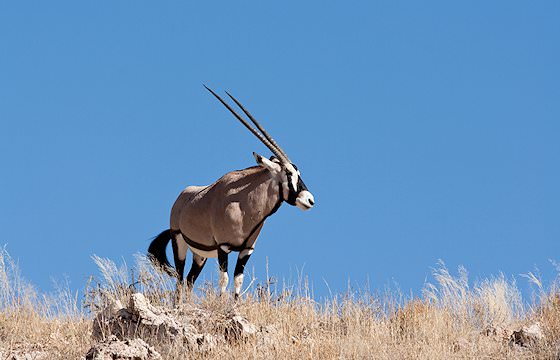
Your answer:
(148, 86), (315, 299)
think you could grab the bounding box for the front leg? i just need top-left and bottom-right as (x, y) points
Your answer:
(218, 247), (229, 295)
(233, 248), (253, 300)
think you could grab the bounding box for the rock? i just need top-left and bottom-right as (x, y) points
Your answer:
(90, 293), (273, 353)
(226, 315), (257, 341)
(509, 323), (545, 348)
(85, 335), (161, 360)
(126, 293), (185, 340)
(92, 293), (218, 352)
(93, 293), (188, 342)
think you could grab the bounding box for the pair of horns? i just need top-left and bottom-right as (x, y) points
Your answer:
(204, 85), (291, 164)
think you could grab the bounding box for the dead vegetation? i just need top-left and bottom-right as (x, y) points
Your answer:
(0, 247), (558, 359)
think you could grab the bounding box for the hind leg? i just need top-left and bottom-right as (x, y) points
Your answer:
(171, 234), (189, 305)
(186, 254), (207, 290)
(171, 233), (188, 282)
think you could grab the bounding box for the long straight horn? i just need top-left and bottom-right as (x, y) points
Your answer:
(204, 85), (288, 163)
(225, 91), (291, 163)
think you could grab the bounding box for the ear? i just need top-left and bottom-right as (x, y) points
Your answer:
(269, 156), (282, 164)
(254, 152), (282, 174)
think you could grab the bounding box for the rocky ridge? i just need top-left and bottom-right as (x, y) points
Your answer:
(87, 293), (271, 359)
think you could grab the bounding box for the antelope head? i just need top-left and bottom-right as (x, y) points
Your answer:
(205, 86), (315, 211)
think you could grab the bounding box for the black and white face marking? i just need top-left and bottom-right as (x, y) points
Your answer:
(254, 152), (315, 211)
(282, 163), (315, 211)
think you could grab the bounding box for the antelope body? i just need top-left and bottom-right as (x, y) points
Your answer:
(148, 87), (315, 298)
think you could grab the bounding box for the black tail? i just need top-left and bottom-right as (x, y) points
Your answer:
(148, 229), (174, 275)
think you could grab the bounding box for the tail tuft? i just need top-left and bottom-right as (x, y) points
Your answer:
(148, 229), (175, 276)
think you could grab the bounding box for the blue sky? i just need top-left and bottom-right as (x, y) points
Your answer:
(1, 2), (559, 298)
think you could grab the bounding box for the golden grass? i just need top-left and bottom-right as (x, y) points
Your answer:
(0, 247), (558, 359)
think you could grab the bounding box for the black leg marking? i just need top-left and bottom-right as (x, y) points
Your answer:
(218, 248), (230, 295)
(233, 251), (252, 300)
(218, 248), (228, 273)
(186, 255), (207, 289)
(171, 236), (185, 282)
(234, 253), (251, 278)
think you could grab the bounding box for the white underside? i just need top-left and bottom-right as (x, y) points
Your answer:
(175, 233), (219, 258)
(188, 245), (218, 258)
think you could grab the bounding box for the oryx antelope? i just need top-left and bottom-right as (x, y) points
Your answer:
(148, 86), (315, 299)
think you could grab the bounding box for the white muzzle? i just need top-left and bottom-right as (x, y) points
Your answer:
(295, 190), (315, 211)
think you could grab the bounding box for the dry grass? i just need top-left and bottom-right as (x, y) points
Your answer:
(0, 247), (559, 359)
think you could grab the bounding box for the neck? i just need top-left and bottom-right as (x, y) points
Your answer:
(239, 168), (283, 246)
(251, 166), (283, 216)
